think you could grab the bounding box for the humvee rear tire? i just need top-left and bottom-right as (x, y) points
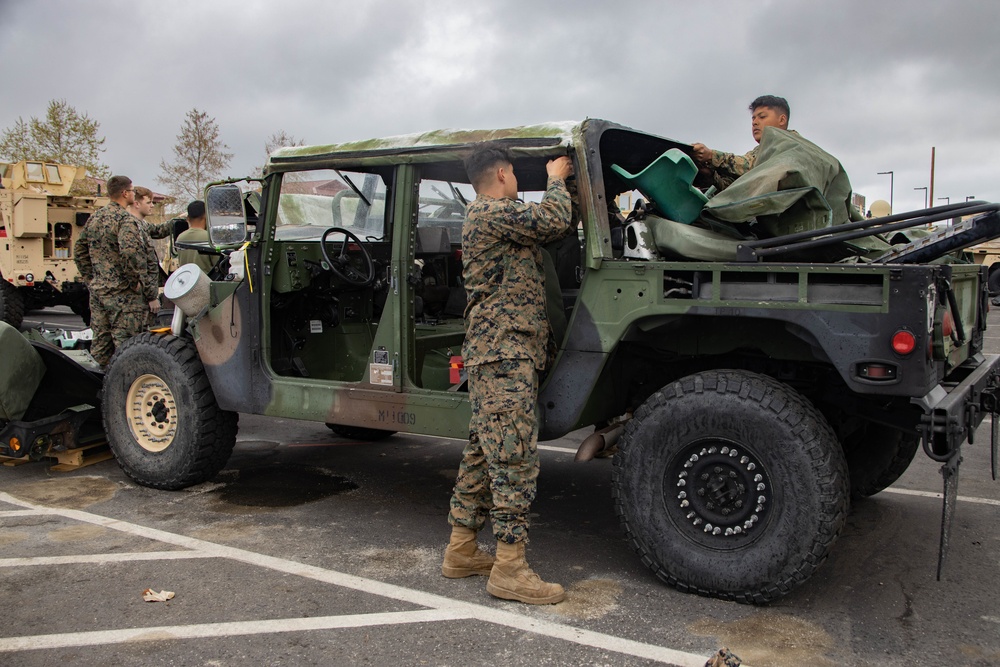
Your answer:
(613, 370), (850, 604)
(70, 299), (91, 326)
(843, 422), (920, 499)
(988, 268), (1000, 296)
(325, 423), (396, 441)
(0, 281), (25, 329)
(102, 333), (238, 490)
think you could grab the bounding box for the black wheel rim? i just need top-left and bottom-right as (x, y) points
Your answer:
(664, 438), (772, 549)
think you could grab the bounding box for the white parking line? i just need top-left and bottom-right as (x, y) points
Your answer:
(880, 487), (1000, 507)
(0, 492), (707, 667)
(0, 551), (218, 567)
(0, 610), (466, 653)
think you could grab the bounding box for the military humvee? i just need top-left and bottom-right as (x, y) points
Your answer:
(0, 161), (106, 328)
(101, 120), (1000, 603)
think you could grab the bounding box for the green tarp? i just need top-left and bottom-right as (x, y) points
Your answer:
(703, 127), (859, 238)
(0, 321), (45, 421)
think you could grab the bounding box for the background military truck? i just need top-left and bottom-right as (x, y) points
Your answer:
(101, 120), (1000, 603)
(0, 160), (107, 328)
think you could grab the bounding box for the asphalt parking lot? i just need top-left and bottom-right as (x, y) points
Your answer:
(2, 308), (1000, 666)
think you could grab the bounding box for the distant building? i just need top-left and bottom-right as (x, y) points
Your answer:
(851, 192), (866, 216)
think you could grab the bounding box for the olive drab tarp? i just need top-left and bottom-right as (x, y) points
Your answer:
(0, 321), (45, 421)
(703, 127), (859, 238)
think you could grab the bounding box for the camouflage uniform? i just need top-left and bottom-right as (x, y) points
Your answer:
(707, 146), (759, 192)
(139, 218), (176, 289)
(74, 202), (159, 365)
(448, 175), (572, 544)
(707, 130), (799, 191)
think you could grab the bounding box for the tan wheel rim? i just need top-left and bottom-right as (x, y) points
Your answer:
(126, 374), (178, 452)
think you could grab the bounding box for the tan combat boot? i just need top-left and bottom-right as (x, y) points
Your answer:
(441, 526), (495, 578)
(486, 541), (565, 604)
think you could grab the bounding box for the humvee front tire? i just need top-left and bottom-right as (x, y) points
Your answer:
(103, 333), (238, 490)
(613, 370), (850, 604)
(0, 281), (25, 329)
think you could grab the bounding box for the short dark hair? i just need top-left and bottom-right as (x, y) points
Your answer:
(187, 199), (206, 219)
(464, 142), (513, 190)
(749, 95), (790, 120)
(134, 186), (153, 201)
(106, 175), (132, 198)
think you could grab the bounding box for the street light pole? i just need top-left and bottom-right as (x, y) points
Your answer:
(966, 196), (976, 202)
(914, 186), (928, 208)
(938, 196), (950, 205)
(878, 171), (894, 213)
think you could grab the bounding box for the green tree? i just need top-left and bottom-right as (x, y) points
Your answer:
(157, 108), (233, 203)
(0, 99), (109, 178)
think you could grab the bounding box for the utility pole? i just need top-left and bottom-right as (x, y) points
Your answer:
(929, 147), (935, 207)
(878, 171), (894, 213)
(914, 186), (928, 208)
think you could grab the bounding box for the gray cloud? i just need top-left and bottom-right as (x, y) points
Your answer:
(1, 0), (996, 212)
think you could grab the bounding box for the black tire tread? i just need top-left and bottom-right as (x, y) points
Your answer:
(103, 333), (238, 490)
(612, 369), (850, 604)
(844, 425), (920, 499)
(0, 281), (25, 329)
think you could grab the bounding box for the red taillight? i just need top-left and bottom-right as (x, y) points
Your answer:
(449, 356), (464, 384)
(941, 311), (955, 338)
(891, 330), (916, 355)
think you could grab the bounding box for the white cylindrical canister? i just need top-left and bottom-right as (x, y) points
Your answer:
(163, 264), (211, 317)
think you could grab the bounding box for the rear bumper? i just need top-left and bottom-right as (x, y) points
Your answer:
(913, 353), (1000, 460)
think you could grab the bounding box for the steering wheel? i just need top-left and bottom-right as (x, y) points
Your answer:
(320, 227), (375, 286)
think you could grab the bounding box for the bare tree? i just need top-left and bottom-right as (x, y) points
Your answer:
(0, 99), (109, 179)
(253, 130), (305, 177)
(157, 108), (233, 203)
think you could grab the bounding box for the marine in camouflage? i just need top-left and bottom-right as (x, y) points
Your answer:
(74, 201), (158, 365)
(460, 174), (573, 370)
(449, 171), (572, 543)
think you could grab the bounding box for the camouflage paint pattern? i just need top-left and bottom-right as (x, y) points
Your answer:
(185, 119), (991, 451)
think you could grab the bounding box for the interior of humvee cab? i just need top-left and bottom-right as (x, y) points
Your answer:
(265, 157), (585, 391)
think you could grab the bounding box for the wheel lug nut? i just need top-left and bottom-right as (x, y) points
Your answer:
(735, 500), (743, 508)
(714, 466), (722, 474)
(701, 473), (709, 481)
(697, 488), (706, 497)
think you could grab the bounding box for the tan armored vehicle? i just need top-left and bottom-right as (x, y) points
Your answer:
(0, 160), (107, 328)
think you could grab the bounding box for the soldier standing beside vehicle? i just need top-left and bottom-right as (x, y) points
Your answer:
(174, 200), (218, 275)
(128, 186), (175, 288)
(74, 176), (159, 367)
(442, 143), (574, 605)
(692, 94), (792, 192)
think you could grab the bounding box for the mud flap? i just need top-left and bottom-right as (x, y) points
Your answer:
(937, 451), (961, 580)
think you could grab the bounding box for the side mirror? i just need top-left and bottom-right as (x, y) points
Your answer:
(206, 184), (247, 248)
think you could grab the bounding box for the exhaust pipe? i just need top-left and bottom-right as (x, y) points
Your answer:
(575, 423), (625, 462)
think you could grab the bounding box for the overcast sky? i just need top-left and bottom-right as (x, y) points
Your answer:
(2, 0), (997, 213)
